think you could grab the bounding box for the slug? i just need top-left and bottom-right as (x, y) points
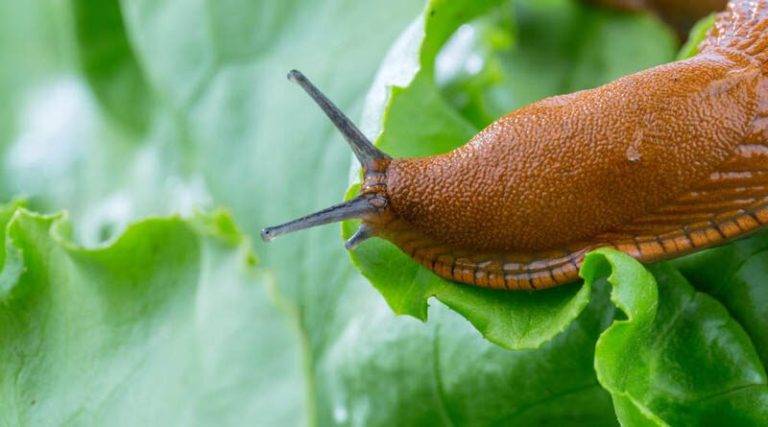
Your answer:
(262, 0), (768, 291)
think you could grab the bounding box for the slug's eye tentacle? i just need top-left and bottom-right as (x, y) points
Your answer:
(287, 69), (389, 167)
(262, 71), (392, 247)
(345, 223), (373, 250)
(261, 194), (382, 242)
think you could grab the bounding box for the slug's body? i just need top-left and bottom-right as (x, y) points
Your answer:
(263, 0), (768, 290)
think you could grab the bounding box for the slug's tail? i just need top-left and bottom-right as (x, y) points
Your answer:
(260, 70), (390, 249)
(700, 0), (768, 70)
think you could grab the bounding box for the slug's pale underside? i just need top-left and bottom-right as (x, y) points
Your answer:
(263, 0), (768, 291)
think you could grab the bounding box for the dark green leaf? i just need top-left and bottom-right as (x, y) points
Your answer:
(674, 231), (768, 368)
(585, 249), (768, 425)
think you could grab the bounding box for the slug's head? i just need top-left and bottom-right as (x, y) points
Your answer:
(260, 70), (393, 250)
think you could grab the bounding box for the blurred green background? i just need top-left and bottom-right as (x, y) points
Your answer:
(3, 0), (767, 426)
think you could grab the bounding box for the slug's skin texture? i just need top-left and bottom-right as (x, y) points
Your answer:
(388, 56), (758, 252)
(358, 0), (768, 290)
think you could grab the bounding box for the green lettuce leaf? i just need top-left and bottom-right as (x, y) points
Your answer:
(1, 0), (421, 423)
(584, 249), (768, 425)
(115, 0), (425, 365)
(0, 203), (304, 425)
(316, 281), (618, 426)
(673, 232), (768, 367)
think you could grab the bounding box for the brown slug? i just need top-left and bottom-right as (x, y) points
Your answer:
(262, 0), (768, 291)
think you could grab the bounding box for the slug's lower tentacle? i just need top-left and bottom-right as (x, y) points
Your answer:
(261, 194), (385, 242)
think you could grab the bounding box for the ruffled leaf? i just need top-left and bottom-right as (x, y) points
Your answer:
(585, 249), (768, 425)
(0, 204), (304, 425)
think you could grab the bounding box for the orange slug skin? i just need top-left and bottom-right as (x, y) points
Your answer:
(360, 1), (768, 290)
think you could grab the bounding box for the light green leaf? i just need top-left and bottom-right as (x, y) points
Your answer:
(1, 0), (421, 423)
(0, 0), (212, 246)
(0, 204), (304, 426)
